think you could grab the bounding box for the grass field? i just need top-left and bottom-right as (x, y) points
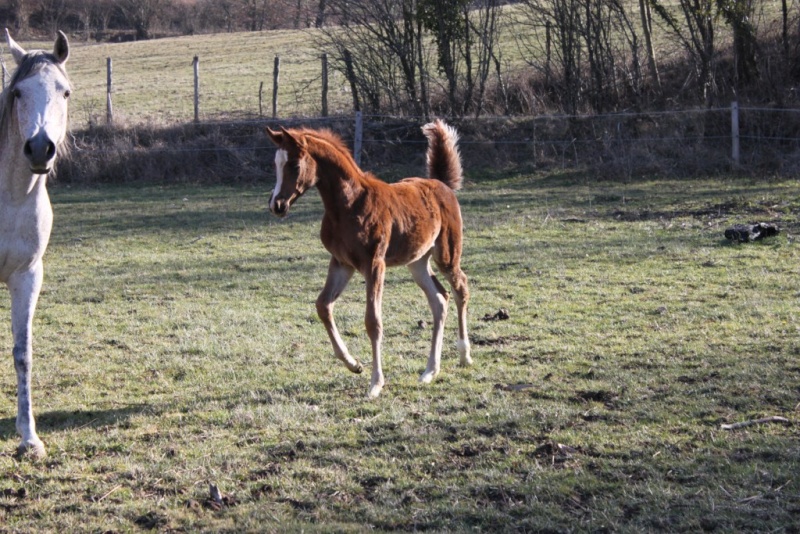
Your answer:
(14, 29), (353, 128)
(0, 170), (798, 532)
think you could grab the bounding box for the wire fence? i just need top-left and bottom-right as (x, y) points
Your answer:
(63, 105), (800, 184)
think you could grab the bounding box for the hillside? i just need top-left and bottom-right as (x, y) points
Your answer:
(11, 28), (346, 128)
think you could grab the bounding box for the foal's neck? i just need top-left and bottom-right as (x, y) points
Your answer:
(310, 141), (365, 212)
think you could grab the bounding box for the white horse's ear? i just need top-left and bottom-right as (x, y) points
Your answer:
(53, 30), (69, 64)
(5, 28), (27, 65)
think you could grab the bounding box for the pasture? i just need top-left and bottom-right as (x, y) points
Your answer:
(0, 171), (798, 532)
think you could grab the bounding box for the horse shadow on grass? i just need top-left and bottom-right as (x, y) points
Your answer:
(0, 404), (149, 442)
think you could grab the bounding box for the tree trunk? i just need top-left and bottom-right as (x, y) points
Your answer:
(639, 0), (661, 90)
(316, 0), (327, 28)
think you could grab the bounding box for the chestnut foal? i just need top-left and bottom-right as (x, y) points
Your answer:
(266, 120), (471, 398)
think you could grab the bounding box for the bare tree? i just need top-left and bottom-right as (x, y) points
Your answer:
(517, 0), (584, 114)
(242, 0), (270, 31)
(115, 0), (173, 39)
(650, 0), (718, 106)
(318, 0), (430, 116)
(9, 0), (32, 36)
(717, 0), (759, 86)
(315, 0), (327, 28)
(36, 0), (69, 34)
(639, 0), (662, 90)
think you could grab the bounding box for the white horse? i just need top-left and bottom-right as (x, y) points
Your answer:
(1, 30), (71, 458)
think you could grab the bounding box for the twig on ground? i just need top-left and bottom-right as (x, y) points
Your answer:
(96, 484), (122, 503)
(720, 416), (790, 430)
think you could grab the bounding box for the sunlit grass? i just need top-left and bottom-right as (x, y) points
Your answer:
(0, 172), (796, 531)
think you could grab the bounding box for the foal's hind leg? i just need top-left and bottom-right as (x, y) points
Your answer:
(408, 255), (449, 384)
(435, 257), (471, 367)
(364, 259), (387, 398)
(447, 266), (472, 366)
(316, 258), (363, 374)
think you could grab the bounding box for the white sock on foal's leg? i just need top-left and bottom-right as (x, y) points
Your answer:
(457, 339), (472, 366)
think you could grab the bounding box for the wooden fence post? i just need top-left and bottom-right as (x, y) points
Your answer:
(321, 53), (328, 117)
(106, 57), (113, 125)
(272, 55), (280, 119)
(259, 81), (264, 116)
(731, 100), (740, 165)
(354, 110), (363, 167)
(193, 56), (200, 123)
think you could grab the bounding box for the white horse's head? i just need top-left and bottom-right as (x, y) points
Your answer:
(4, 29), (70, 174)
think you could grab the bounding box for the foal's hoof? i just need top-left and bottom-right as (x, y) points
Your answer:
(348, 361), (364, 374)
(17, 439), (46, 460)
(458, 340), (472, 366)
(419, 369), (439, 384)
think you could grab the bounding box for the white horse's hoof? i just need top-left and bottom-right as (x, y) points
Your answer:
(419, 370), (438, 384)
(367, 383), (384, 399)
(459, 354), (473, 367)
(17, 439), (46, 459)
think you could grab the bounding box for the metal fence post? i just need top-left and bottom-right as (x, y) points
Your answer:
(193, 56), (200, 123)
(731, 100), (740, 166)
(106, 57), (113, 125)
(272, 55), (280, 119)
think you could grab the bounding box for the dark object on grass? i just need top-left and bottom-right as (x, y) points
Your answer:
(482, 308), (509, 321)
(724, 222), (779, 242)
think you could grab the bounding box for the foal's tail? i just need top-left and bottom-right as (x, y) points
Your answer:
(422, 119), (463, 191)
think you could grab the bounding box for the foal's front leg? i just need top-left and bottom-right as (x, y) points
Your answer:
(364, 260), (386, 398)
(316, 258), (363, 374)
(9, 265), (46, 458)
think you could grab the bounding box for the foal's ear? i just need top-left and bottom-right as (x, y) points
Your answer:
(53, 30), (69, 64)
(266, 127), (284, 146)
(280, 127), (306, 150)
(5, 28), (27, 65)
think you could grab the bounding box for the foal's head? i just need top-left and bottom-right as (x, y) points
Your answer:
(2, 29), (71, 174)
(265, 127), (318, 217)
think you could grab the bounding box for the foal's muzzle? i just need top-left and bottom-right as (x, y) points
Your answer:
(24, 132), (57, 173)
(271, 196), (289, 217)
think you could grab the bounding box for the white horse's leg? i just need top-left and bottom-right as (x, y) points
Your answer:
(316, 258), (362, 374)
(9, 263), (46, 458)
(408, 256), (449, 384)
(364, 261), (386, 398)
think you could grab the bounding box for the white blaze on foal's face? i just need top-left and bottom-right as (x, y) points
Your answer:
(270, 149), (288, 213)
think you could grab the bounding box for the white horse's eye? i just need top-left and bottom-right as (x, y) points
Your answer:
(11, 88), (21, 99)
(64, 89), (71, 99)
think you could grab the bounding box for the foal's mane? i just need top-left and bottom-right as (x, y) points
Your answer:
(0, 51), (71, 149)
(297, 128), (361, 172)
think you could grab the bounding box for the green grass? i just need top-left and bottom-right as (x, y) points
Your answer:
(0, 172), (799, 532)
(18, 29), (353, 127)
